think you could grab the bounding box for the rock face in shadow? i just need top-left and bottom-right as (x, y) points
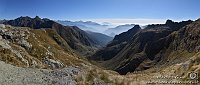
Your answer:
(90, 19), (196, 75)
(3, 16), (102, 56)
(86, 31), (113, 46)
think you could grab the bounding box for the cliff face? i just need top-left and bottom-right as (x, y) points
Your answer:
(91, 19), (195, 75)
(3, 16), (102, 56)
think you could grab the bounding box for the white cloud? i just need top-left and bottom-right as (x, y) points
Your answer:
(75, 18), (167, 26)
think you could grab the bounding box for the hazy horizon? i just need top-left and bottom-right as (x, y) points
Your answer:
(1, 16), (196, 26)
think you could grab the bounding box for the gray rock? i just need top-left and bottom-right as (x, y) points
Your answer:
(0, 61), (79, 85)
(0, 24), (5, 28)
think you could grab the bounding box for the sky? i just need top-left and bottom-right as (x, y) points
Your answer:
(0, 0), (199, 25)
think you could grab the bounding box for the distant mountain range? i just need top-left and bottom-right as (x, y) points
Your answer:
(57, 20), (112, 33)
(104, 24), (135, 37)
(0, 20), (7, 24)
(57, 20), (137, 37)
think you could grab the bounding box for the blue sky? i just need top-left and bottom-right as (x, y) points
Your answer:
(0, 0), (199, 25)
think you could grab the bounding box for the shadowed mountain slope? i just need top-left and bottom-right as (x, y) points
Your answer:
(86, 31), (113, 46)
(90, 20), (194, 74)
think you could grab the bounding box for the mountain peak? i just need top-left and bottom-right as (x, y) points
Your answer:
(34, 16), (41, 20)
(165, 19), (174, 25)
(17, 16), (32, 20)
(133, 25), (140, 29)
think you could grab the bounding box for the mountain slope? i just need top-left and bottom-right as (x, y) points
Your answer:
(90, 25), (141, 61)
(0, 24), (119, 85)
(86, 31), (113, 46)
(0, 25), (79, 68)
(104, 24), (135, 37)
(3, 16), (101, 56)
(91, 20), (194, 74)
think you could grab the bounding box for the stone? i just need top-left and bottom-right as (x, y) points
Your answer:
(0, 24), (5, 28)
(0, 35), (2, 40)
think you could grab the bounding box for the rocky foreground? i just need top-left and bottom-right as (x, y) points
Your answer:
(0, 61), (79, 85)
(0, 53), (199, 85)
